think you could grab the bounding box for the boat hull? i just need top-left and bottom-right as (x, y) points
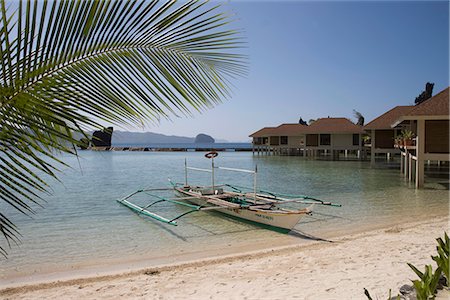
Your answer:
(175, 189), (307, 231)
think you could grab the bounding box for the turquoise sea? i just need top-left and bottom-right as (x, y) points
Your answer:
(1, 151), (448, 284)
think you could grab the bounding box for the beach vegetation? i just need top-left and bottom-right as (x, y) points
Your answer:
(407, 263), (442, 299)
(407, 232), (449, 299)
(364, 232), (449, 299)
(0, 0), (245, 257)
(432, 232), (449, 285)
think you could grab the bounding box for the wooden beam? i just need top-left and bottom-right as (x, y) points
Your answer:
(370, 130), (376, 166)
(416, 119), (425, 188)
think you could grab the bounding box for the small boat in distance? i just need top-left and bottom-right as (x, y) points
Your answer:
(117, 152), (341, 232)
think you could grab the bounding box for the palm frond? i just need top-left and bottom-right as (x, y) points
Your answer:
(0, 0), (246, 256)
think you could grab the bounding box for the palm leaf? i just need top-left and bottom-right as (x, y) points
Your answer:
(0, 0), (246, 256)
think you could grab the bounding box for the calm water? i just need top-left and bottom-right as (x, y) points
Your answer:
(1, 151), (448, 283)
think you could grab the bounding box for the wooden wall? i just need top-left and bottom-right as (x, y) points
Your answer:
(269, 136), (280, 146)
(425, 120), (449, 153)
(306, 134), (318, 146)
(375, 130), (394, 148)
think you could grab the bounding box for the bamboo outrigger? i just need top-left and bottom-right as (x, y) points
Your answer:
(117, 152), (341, 231)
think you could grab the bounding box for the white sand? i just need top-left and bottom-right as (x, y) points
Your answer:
(2, 216), (449, 299)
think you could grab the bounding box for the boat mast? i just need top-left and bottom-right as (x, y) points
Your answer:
(184, 158), (188, 186)
(254, 164), (257, 199)
(211, 155), (215, 192)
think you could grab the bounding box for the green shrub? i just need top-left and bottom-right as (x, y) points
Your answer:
(432, 232), (449, 283)
(408, 263), (442, 299)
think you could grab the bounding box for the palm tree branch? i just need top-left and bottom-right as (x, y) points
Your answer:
(0, 0), (246, 256)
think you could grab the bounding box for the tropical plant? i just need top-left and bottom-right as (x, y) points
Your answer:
(0, 0), (246, 256)
(353, 109), (365, 126)
(400, 130), (415, 140)
(408, 263), (442, 299)
(362, 134), (371, 144)
(432, 232), (449, 284)
(394, 136), (403, 146)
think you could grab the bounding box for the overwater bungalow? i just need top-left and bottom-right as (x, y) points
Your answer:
(250, 118), (365, 159)
(249, 127), (277, 152)
(364, 105), (414, 165)
(392, 87), (449, 188)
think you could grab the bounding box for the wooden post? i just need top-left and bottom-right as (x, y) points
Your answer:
(370, 130), (376, 166)
(358, 133), (362, 160)
(409, 154), (413, 182)
(400, 152), (404, 173)
(416, 120), (425, 188)
(404, 152), (408, 177)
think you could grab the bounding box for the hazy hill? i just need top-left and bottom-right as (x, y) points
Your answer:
(111, 131), (221, 145)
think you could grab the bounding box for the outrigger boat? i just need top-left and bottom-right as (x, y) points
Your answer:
(117, 152), (341, 231)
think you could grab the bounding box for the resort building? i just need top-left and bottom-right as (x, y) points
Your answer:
(249, 127), (277, 152)
(364, 86), (449, 188)
(250, 118), (365, 159)
(392, 87), (449, 188)
(364, 105), (414, 165)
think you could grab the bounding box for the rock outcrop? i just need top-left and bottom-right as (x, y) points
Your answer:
(194, 133), (214, 143)
(92, 127), (113, 147)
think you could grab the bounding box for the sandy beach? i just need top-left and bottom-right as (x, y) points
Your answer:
(2, 215), (448, 299)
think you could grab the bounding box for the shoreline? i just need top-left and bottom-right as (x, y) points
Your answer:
(2, 215), (449, 298)
(2, 210), (447, 288)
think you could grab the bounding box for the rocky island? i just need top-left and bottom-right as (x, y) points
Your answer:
(194, 133), (215, 143)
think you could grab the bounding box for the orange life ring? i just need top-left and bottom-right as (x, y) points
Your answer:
(205, 151), (218, 159)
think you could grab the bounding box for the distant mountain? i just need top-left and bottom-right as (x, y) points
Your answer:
(72, 130), (227, 146)
(112, 131), (193, 145)
(111, 131), (224, 146)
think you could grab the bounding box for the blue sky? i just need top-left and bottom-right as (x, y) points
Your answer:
(135, 0), (449, 142)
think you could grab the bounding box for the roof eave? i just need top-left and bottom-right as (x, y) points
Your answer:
(391, 115), (450, 128)
(364, 126), (393, 131)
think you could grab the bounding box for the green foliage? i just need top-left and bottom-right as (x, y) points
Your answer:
(400, 129), (415, 140)
(364, 233), (449, 300)
(0, 0), (246, 256)
(432, 232), (449, 283)
(78, 137), (90, 150)
(353, 109), (365, 126)
(408, 263), (442, 299)
(394, 136), (403, 145)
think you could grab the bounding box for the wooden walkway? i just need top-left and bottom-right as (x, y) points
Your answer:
(88, 147), (252, 152)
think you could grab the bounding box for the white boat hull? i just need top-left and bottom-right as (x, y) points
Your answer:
(176, 189), (309, 231)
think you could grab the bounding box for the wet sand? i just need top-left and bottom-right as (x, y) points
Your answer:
(2, 216), (448, 299)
